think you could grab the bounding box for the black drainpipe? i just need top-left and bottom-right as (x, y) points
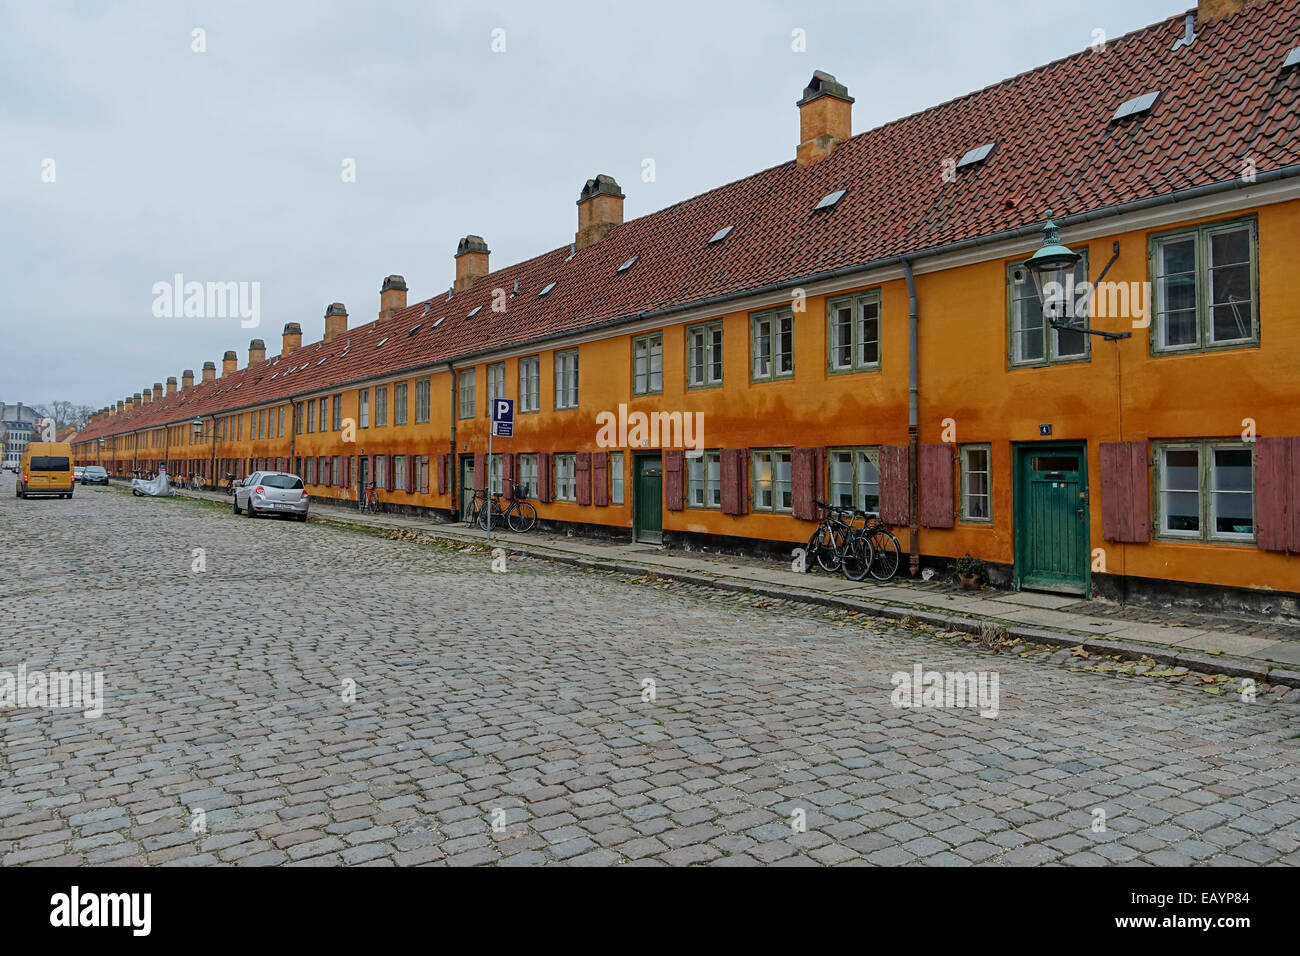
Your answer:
(447, 362), (457, 516)
(903, 258), (920, 577)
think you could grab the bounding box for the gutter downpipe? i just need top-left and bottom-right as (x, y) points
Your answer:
(447, 362), (457, 517)
(903, 258), (920, 578)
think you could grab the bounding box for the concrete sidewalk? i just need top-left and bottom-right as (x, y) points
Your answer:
(164, 482), (1300, 688)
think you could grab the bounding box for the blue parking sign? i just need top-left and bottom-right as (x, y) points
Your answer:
(491, 399), (514, 437)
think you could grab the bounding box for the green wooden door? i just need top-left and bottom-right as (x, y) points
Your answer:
(1014, 443), (1089, 595)
(634, 454), (663, 544)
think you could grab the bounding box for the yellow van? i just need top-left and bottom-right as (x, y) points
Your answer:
(18, 442), (75, 499)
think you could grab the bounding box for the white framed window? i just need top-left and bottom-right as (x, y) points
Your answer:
(519, 356), (540, 412)
(555, 453), (576, 501)
(609, 452), (624, 505)
(1152, 217), (1257, 353)
(687, 321), (723, 388)
(555, 349), (579, 409)
(358, 389), (369, 428)
(1156, 440), (1254, 542)
(458, 369), (476, 419)
(332, 395), (342, 431)
(751, 449), (792, 512)
(687, 450), (721, 508)
(374, 455), (387, 488)
(517, 454), (538, 498)
(827, 447), (880, 513)
(751, 309), (794, 380)
(1008, 254), (1090, 366)
(415, 378), (430, 423)
(317, 398), (327, 432)
(632, 332), (663, 395)
(488, 453), (503, 495)
(374, 385), (387, 427)
(393, 455), (406, 491)
(278, 405), (285, 437)
(487, 363), (506, 408)
(828, 291), (881, 372)
(394, 382), (408, 425)
(959, 444), (991, 522)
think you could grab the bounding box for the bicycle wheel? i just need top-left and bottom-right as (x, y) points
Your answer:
(815, 523), (844, 572)
(869, 530), (902, 581)
(841, 533), (873, 582)
(508, 501), (537, 533)
(477, 502), (504, 530)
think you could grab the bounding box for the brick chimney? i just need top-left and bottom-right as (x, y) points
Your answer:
(248, 338), (266, 367)
(324, 303), (348, 343)
(575, 176), (624, 250)
(202, 361), (216, 383)
(796, 71), (853, 166)
(152, 382), (163, 401)
(454, 238), (489, 292)
(117, 400), (125, 414)
(222, 351), (237, 377)
(281, 322), (302, 356)
(181, 369), (194, 391)
(166, 376), (177, 396)
(1198, 0), (1265, 21)
(131, 394), (140, 410)
(379, 275), (408, 323)
(141, 388), (152, 406)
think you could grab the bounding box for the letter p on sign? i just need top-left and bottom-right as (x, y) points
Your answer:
(491, 399), (514, 437)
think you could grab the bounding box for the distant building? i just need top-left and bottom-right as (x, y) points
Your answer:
(1, 403), (39, 470)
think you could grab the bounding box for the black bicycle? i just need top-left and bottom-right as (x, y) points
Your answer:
(861, 512), (902, 581)
(806, 501), (874, 581)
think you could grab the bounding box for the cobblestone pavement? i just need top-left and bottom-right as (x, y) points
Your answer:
(2, 475), (1299, 867)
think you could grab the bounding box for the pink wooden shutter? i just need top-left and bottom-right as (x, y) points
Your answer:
(385, 455), (395, 492)
(576, 452), (592, 505)
(791, 447), (825, 520)
(1100, 441), (1150, 543)
(436, 454), (447, 495)
(878, 445), (910, 526)
(340, 455), (350, 489)
(919, 443), (954, 529)
(404, 455), (415, 493)
(502, 453), (515, 495)
(664, 450), (683, 511)
(473, 454), (485, 494)
(1256, 437), (1297, 553)
(593, 451), (609, 507)
(308, 457), (317, 484)
(538, 453), (553, 503)
(719, 448), (749, 515)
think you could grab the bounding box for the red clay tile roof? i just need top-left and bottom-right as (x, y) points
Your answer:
(80, 0), (1300, 442)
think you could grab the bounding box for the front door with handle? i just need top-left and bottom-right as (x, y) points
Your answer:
(634, 454), (663, 544)
(1014, 443), (1090, 595)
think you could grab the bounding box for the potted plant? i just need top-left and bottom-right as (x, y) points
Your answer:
(953, 553), (986, 590)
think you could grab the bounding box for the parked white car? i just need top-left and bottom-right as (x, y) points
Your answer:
(233, 471), (309, 520)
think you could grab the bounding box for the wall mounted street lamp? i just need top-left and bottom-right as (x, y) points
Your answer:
(1023, 211), (1130, 341)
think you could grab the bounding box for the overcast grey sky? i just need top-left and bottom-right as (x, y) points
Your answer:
(1, 0), (1184, 408)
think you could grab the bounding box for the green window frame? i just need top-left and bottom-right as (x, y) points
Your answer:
(554, 453), (577, 501)
(959, 443), (992, 523)
(751, 448), (793, 512)
(555, 349), (580, 409)
(1154, 439), (1255, 543)
(332, 395), (342, 431)
(394, 382), (408, 425)
(1150, 217), (1258, 354)
(609, 451), (624, 505)
(632, 332), (664, 395)
(1007, 252), (1090, 367)
(686, 321), (723, 388)
(827, 447), (879, 513)
(686, 450), (721, 508)
(750, 308), (794, 381)
(415, 377), (430, 423)
(374, 385), (387, 427)
(487, 362), (506, 409)
(358, 389), (369, 429)
(827, 291), (881, 373)
(519, 356), (540, 413)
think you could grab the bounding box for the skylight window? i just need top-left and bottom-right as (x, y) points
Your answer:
(408, 324), (422, 335)
(376, 337), (389, 348)
(617, 255), (639, 273)
(957, 143), (995, 168)
(539, 282), (557, 297)
(1111, 91), (1159, 121)
(1284, 47), (1300, 70)
(433, 316), (446, 328)
(316, 358), (327, 366)
(467, 305), (482, 318)
(708, 226), (733, 244)
(814, 189), (846, 211)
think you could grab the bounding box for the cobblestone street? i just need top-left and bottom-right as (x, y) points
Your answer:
(3, 476), (1299, 867)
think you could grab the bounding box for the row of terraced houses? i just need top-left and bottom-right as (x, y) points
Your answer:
(76, 0), (1300, 609)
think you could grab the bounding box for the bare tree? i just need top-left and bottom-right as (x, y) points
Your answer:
(32, 401), (95, 435)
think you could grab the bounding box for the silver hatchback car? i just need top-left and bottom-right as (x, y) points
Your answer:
(233, 471), (309, 520)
